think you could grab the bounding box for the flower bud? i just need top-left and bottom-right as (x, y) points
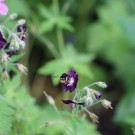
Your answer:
(96, 82), (107, 88)
(15, 63), (27, 75)
(43, 91), (55, 106)
(17, 19), (26, 26)
(92, 90), (102, 100)
(10, 40), (20, 50)
(9, 13), (18, 20)
(1, 52), (10, 63)
(44, 121), (54, 127)
(101, 99), (113, 109)
(2, 69), (9, 81)
(89, 112), (99, 123)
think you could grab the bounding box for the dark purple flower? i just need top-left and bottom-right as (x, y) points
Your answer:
(60, 69), (78, 92)
(94, 91), (102, 99)
(0, 32), (15, 56)
(17, 23), (27, 32)
(62, 99), (84, 105)
(0, 32), (7, 50)
(17, 22), (27, 42)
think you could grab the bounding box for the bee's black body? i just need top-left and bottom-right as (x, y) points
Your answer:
(60, 73), (69, 84)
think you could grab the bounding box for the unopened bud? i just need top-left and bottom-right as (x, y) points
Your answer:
(92, 90), (102, 100)
(15, 63), (27, 75)
(2, 69), (9, 81)
(1, 52), (10, 63)
(44, 121), (54, 127)
(9, 13), (18, 20)
(96, 82), (108, 88)
(17, 19), (26, 26)
(89, 112), (99, 123)
(101, 99), (113, 109)
(43, 91), (55, 106)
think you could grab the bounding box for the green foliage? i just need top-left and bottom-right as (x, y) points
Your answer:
(0, 96), (14, 135)
(39, 45), (94, 85)
(38, 4), (74, 34)
(114, 91), (135, 126)
(85, 0), (135, 133)
(0, 75), (44, 135)
(0, 75), (100, 135)
(2, 0), (135, 134)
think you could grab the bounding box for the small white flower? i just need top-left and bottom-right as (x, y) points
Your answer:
(19, 40), (25, 49)
(83, 87), (97, 100)
(17, 19), (26, 26)
(15, 63), (27, 74)
(82, 96), (93, 106)
(10, 40), (20, 50)
(101, 99), (113, 109)
(96, 82), (108, 88)
(9, 13), (18, 20)
(83, 87), (92, 97)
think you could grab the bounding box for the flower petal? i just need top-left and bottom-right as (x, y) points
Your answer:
(61, 69), (78, 92)
(0, 32), (7, 50)
(17, 22), (27, 42)
(94, 91), (102, 99)
(0, 0), (4, 2)
(17, 23), (27, 33)
(0, 3), (8, 16)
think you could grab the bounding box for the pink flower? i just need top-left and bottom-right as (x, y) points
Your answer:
(0, 0), (8, 16)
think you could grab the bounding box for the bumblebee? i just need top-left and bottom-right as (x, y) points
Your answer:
(60, 73), (69, 84)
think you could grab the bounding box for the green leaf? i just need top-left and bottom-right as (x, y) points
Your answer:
(10, 52), (25, 62)
(39, 20), (56, 33)
(0, 96), (14, 135)
(114, 92), (135, 126)
(38, 45), (94, 85)
(57, 16), (74, 32)
(38, 59), (69, 75)
(38, 5), (53, 19)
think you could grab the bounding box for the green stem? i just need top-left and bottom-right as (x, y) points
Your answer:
(87, 82), (97, 87)
(56, 27), (64, 57)
(61, 0), (74, 14)
(1, 16), (10, 25)
(53, 0), (65, 57)
(90, 100), (101, 107)
(53, 105), (62, 119)
(53, 0), (60, 14)
(72, 108), (78, 135)
(35, 34), (59, 58)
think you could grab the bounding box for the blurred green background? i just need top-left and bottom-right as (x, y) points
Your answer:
(1, 0), (135, 135)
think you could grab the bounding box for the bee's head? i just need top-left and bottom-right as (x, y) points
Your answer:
(60, 73), (68, 83)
